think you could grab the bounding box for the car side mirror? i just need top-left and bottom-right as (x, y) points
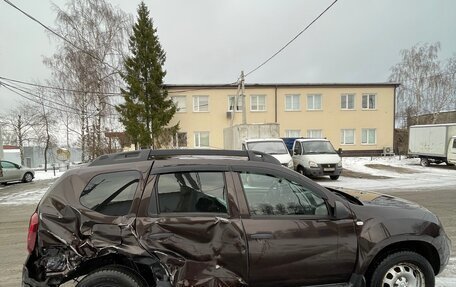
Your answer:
(337, 148), (342, 155)
(334, 201), (351, 219)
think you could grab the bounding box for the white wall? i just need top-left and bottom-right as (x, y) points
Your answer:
(3, 149), (21, 165)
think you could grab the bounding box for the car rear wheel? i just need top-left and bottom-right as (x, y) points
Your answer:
(330, 175), (339, 180)
(76, 266), (146, 287)
(370, 251), (434, 287)
(22, 172), (33, 183)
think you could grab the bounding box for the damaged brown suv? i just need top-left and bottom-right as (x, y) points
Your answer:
(23, 149), (451, 287)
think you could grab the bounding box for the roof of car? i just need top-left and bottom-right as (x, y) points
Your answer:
(88, 149), (281, 167)
(243, 138), (285, 143)
(295, 138), (329, 142)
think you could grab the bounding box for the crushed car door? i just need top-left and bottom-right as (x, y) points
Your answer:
(233, 168), (357, 287)
(136, 167), (249, 287)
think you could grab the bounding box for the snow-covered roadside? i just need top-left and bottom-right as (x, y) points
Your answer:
(34, 170), (66, 181)
(319, 156), (456, 191)
(0, 170), (65, 205)
(0, 187), (49, 205)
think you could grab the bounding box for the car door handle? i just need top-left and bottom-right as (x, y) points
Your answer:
(147, 232), (174, 240)
(250, 232), (273, 239)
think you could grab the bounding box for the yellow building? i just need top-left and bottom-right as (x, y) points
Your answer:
(166, 83), (399, 154)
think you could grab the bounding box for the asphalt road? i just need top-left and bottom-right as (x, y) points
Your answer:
(0, 178), (455, 286)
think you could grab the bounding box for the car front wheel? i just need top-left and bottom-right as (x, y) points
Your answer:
(76, 266), (145, 287)
(370, 251), (434, 287)
(22, 172), (33, 183)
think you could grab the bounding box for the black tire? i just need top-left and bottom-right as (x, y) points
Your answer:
(22, 172), (33, 183)
(369, 251), (434, 287)
(76, 266), (145, 287)
(420, 158), (430, 167)
(330, 175), (339, 180)
(445, 161), (455, 166)
(297, 166), (306, 176)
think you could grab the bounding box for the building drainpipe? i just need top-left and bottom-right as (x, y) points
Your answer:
(393, 84), (398, 156)
(0, 126), (3, 160)
(274, 85), (278, 123)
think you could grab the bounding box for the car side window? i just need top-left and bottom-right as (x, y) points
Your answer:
(156, 172), (228, 214)
(80, 171), (140, 216)
(1, 161), (17, 169)
(239, 172), (328, 216)
(293, 142), (301, 155)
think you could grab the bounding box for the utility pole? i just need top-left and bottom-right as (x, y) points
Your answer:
(230, 81), (241, 127)
(240, 70), (246, 125)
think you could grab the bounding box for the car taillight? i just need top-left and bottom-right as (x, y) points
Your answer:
(27, 212), (39, 254)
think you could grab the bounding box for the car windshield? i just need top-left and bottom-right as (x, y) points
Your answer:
(247, 141), (288, 155)
(302, 141), (336, 154)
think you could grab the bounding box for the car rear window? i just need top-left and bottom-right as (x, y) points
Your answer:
(80, 171), (140, 216)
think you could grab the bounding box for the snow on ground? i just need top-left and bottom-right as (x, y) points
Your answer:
(0, 170), (65, 205)
(0, 187), (49, 205)
(319, 156), (456, 191)
(34, 170), (66, 181)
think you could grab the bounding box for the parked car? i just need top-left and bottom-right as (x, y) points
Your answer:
(0, 160), (34, 184)
(292, 138), (342, 180)
(23, 149), (450, 287)
(241, 138), (293, 168)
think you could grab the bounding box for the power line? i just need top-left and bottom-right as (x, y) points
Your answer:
(0, 75), (240, 96)
(3, 0), (120, 72)
(0, 76), (122, 96)
(0, 80), (81, 112)
(244, 0), (339, 78)
(0, 80), (120, 118)
(0, 81), (80, 115)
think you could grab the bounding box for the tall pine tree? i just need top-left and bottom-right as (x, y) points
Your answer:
(117, 2), (178, 149)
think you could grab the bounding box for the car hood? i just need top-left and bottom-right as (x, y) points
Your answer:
(341, 188), (421, 208)
(270, 153), (292, 165)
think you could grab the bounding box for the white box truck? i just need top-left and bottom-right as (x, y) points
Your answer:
(408, 123), (456, 166)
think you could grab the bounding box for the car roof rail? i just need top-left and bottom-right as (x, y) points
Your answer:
(88, 149), (281, 167)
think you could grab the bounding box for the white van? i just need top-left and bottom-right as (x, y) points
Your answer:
(242, 139), (293, 168)
(292, 138), (342, 180)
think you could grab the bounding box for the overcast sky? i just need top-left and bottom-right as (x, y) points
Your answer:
(0, 0), (455, 112)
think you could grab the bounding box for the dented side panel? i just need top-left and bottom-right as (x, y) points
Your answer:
(136, 171), (249, 286)
(25, 161), (158, 286)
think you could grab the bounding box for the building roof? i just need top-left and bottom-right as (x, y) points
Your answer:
(2, 145), (19, 150)
(165, 82), (401, 90)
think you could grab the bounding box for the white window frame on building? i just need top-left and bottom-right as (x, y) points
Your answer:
(194, 131), (210, 148)
(285, 129), (301, 137)
(172, 132), (187, 148)
(340, 129), (355, 145)
(250, 95), (266, 112)
(227, 95), (242, 112)
(307, 129), (322, 139)
(362, 94), (376, 110)
(307, 94), (322, 110)
(361, 128), (376, 145)
(340, 94), (355, 110)
(193, 96), (209, 112)
(285, 94), (301, 111)
(171, 96), (187, 113)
